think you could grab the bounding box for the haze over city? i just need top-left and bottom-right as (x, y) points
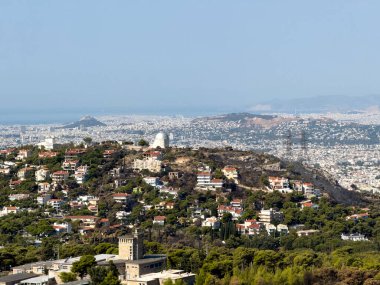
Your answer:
(1, 1), (380, 123)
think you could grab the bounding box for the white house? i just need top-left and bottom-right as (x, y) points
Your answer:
(258, 208), (284, 223)
(17, 167), (34, 181)
(16, 149), (32, 161)
(197, 171), (212, 186)
(0, 206), (20, 217)
(74, 165), (88, 184)
(35, 168), (50, 182)
(341, 233), (368, 241)
(201, 217), (221, 230)
(153, 216), (166, 226)
(37, 194), (51, 206)
(47, 199), (62, 210)
(143, 177), (160, 188)
(53, 222), (72, 234)
(112, 193), (130, 203)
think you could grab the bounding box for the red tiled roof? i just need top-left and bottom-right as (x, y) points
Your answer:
(53, 171), (69, 175)
(5, 206), (17, 210)
(112, 193), (130, 197)
(65, 149), (86, 155)
(53, 225), (66, 229)
(248, 224), (260, 229)
(232, 199), (242, 203)
(154, 216), (166, 221)
(64, 215), (97, 220)
(39, 151), (58, 158)
(19, 167), (34, 171)
(63, 160), (79, 164)
(144, 151), (161, 156)
(223, 167), (237, 171)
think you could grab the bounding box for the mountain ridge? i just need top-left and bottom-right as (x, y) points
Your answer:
(249, 94), (380, 114)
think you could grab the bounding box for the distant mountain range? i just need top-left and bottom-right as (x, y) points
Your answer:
(194, 113), (276, 123)
(194, 112), (335, 129)
(62, 116), (106, 129)
(249, 95), (380, 114)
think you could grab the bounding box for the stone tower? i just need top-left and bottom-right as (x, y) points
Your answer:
(118, 228), (144, 260)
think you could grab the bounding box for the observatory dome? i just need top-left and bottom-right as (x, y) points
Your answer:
(152, 132), (169, 149)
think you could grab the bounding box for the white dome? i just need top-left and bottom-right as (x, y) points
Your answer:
(152, 132), (169, 149)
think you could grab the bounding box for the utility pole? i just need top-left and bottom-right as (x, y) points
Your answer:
(285, 130), (293, 159)
(300, 130), (308, 161)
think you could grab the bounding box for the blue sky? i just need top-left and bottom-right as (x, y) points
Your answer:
(0, 1), (380, 120)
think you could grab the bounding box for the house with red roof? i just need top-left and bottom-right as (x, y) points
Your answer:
(202, 217), (221, 229)
(0, 206), (20, 217)
(112, 193), (130, 203)
(62, 160), (79, 172)
(9, 180), (22, 189)
(38, 151), (58, 158)
(52, 171), (69, 184)
(300, 200), (319, 210)
(236, 219), (263, 236)
(64, 148), (86, 160)
(346, 213), (369, 221)
(103, 149), (116, 158)
(53, 222), (72, 234)
(153, 215), (166, 226)
(217, 205), (243, 219)
(222, 166), (239, 183)
(268, 176), (291, 192)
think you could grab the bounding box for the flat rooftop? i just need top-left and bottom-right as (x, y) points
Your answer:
(124, 256), (166, 265)
(0, 273), (38, 283)
(130, 270), (196, 282)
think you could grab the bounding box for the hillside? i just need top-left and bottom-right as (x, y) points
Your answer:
(62, 115), (106, 129)
(164, 147), (365, 206)
(1, 143), (380, 284)
(192, 112), (336, 129)
(250, 94), (380, 113)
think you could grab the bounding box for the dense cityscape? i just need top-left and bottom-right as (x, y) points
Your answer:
(2, 111), (380, 194)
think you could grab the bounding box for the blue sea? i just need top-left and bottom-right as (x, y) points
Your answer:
(0, 108), (230, 125)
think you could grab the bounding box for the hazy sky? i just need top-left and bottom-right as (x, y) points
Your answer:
(1, 1), (380, 119)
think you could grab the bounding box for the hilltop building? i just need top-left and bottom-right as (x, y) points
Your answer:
(151, 132), (169, 149)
